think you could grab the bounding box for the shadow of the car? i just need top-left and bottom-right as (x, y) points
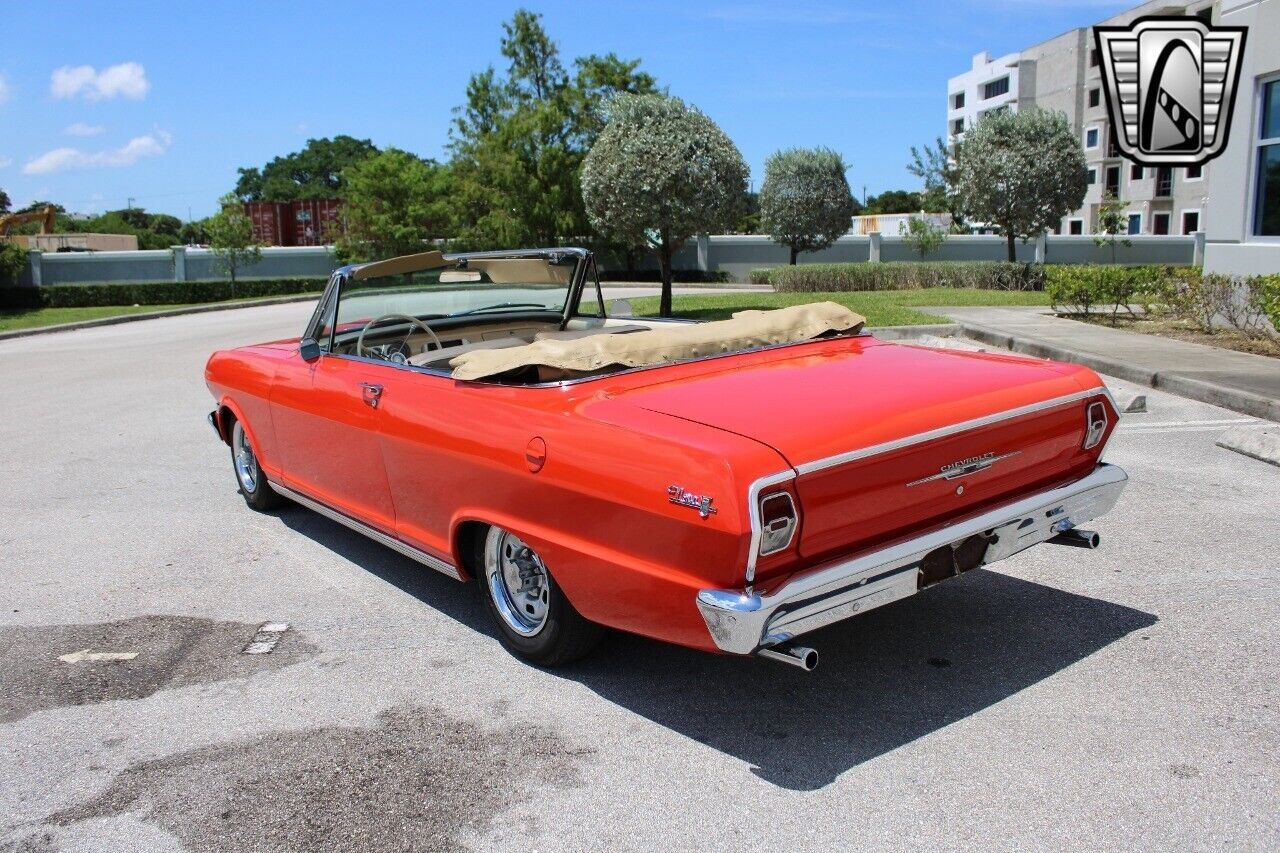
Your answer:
(277, 505), (1156, 791)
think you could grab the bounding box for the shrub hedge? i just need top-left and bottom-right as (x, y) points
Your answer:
(598, 268), (731, 284)
(749, 268), (771, 285)
(0, 277), (327, 310)
(768, 261), (1046, 292)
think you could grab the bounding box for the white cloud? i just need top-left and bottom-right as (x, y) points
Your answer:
(23, 131), (172, 175)
(0, 74), (11, 105)
(50, 62), (149, 101)
(0, 156), (12, 169)
(64, 122), (105, 137)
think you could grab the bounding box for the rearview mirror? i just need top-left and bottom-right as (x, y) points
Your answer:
(300, 338), (322, 362)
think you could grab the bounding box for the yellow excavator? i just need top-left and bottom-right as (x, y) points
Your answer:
(0, 205), (58, 244)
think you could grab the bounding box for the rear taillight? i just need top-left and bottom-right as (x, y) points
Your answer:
(1083, 401), (1108, 449)
(759, 492), (798, 555)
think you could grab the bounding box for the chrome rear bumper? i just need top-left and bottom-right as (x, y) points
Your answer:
(696, 463), (1128, 655)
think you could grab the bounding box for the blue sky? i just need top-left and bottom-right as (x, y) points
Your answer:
(0, 0), (1131, 220)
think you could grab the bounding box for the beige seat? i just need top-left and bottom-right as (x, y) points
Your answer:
(408, 336), (527, 368)
(533, 324), (649, 342)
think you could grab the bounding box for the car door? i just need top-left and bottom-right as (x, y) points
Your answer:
(271, 352), (399, 532)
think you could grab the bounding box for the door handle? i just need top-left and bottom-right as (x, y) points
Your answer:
(360, 383), (384, 408)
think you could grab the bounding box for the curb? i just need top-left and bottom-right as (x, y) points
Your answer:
(1216, 426), (1280, 468)
(870, 323), (961, 341)
(0, 293), (322, 342)
(954, 320), (1280, 424)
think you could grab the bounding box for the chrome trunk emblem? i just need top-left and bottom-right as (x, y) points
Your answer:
(906, 451), (1021, 487)
(668, 485), (717, 518)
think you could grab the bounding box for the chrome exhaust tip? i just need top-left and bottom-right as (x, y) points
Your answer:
(757, 644), (819, 672)
(1048, 528), (1100, 549)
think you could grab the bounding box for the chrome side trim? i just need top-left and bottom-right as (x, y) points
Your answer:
(701, 463), (1128, 655)
(268, 479), (463, 582)
(793, 387), (1111, 475)
(745, 470), (797, 585)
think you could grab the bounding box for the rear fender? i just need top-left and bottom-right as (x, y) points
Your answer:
(449, 508), (724, 652)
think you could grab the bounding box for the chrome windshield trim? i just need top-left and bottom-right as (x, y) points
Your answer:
(793, 387), (1112, 475)
(268, 479), (463, 581)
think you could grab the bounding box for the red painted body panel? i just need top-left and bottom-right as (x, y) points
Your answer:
(205, 331), (1115, 653)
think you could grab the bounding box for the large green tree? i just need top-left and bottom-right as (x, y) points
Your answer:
(954, 108), (1088, 261)
(581, 94), (748, 316)
(907, 135), (966, 227)
(759, 147), (857, 264)
(335, 149), (454, 262)
(448, 9), (658, 248)
(235, 136), (379, 201)
(862, 190), (921, 214)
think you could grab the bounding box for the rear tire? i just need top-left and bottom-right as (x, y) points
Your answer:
(230, 418), (283, 512)
(476, 525), (603, 666)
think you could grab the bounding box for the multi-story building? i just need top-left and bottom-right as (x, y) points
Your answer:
(947, 0), (1215, 237)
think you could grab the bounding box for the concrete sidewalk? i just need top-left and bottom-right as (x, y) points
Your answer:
(933, 306), (1280, 423)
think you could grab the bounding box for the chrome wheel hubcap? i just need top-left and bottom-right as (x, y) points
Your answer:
(484, 528), (550, 637)
(232, 421), (258, 493)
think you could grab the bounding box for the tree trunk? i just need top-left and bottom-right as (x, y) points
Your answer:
(789, 245), (798, 265)
(1005, 229), (1016, 263)
(658, 234), (673, 318)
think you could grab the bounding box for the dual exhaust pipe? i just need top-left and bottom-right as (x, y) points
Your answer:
(754, 528), (1099, 673)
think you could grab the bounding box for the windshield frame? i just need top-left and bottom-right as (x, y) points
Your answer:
(301, 247), (595, 364)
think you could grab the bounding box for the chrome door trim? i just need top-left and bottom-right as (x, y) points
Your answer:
(792, 387), (1114, 475)
(268, 478), (463, 581)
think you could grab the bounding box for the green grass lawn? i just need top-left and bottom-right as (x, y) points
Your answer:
(0, 293), (323, 333)
(627, 288), (1051, 326)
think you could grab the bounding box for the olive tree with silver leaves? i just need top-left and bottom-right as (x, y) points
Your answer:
(760, 147), (856, 265)
(581, 94), (748, 316)
(954, 108), (1088, 262)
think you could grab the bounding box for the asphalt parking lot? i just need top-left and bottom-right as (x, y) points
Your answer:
(1, 302), (1277, 852)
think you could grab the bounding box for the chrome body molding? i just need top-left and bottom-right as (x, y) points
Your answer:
(699, 463), (1128, 655)
(268, 479), (464, 582)
(793, 387), (1114, 475)
(744, 470), (798, 585)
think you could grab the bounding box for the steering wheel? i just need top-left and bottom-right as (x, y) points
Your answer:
(356, 313), (443, 363)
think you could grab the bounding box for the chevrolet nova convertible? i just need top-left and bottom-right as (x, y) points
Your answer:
(206, 247), (1127, 670)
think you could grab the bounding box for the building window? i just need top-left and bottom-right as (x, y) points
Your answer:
(1130, 164), (1144, 180)
(1090, 48), (1099, 67)
(1087, 168), (1097, 184)
(951, 117), (964, 135)
(1106, 166), (1121, 197)
(1156, 166), (1174, 197)
(1107, 130), (1120, 158)
(1069, 219), (1084, 235)
(983, 76), (1010, 99)
(1126, 213), (1142, 235)
(1089, 88), (1101, 108)
(1253, 77), (1280, 237)
(1182, 210), (1200, 234)
(1086, 127), (1100, 148)
(952, 91), (965, 109)
(1153, 212), (1170, 235)
(1185, 163), (1203, 180)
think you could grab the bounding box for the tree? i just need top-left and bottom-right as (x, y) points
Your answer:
(206, 193), (262, 286)
(899, 215), (948, 257)
(582, 94), (748, 316)
(448, 9), (659, 248)
(862, 190), (921, 214)
(954, 108), (1087, 261)
(0, 189), (10, 214)
(759, 147), (856, 265)
(908, 135), (967, 229)
(235, 136), (379, 201)
(335, 149), (454, 262)
(1093, 193), (1131, 264)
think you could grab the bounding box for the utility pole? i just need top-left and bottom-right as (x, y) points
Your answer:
(127, 196), (135, 210)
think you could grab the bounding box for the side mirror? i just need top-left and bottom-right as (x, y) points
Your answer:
(300, 338), (322, 362)
(610, 299), (633, 318)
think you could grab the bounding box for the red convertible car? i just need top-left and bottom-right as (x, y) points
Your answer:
(206, 248), (1126, 670)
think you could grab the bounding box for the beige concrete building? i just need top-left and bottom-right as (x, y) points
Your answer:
(948, 1), (1218, 238)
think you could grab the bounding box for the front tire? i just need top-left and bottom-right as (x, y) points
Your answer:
(230, 418), (283, 512)
(477, 526), (603, 666)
